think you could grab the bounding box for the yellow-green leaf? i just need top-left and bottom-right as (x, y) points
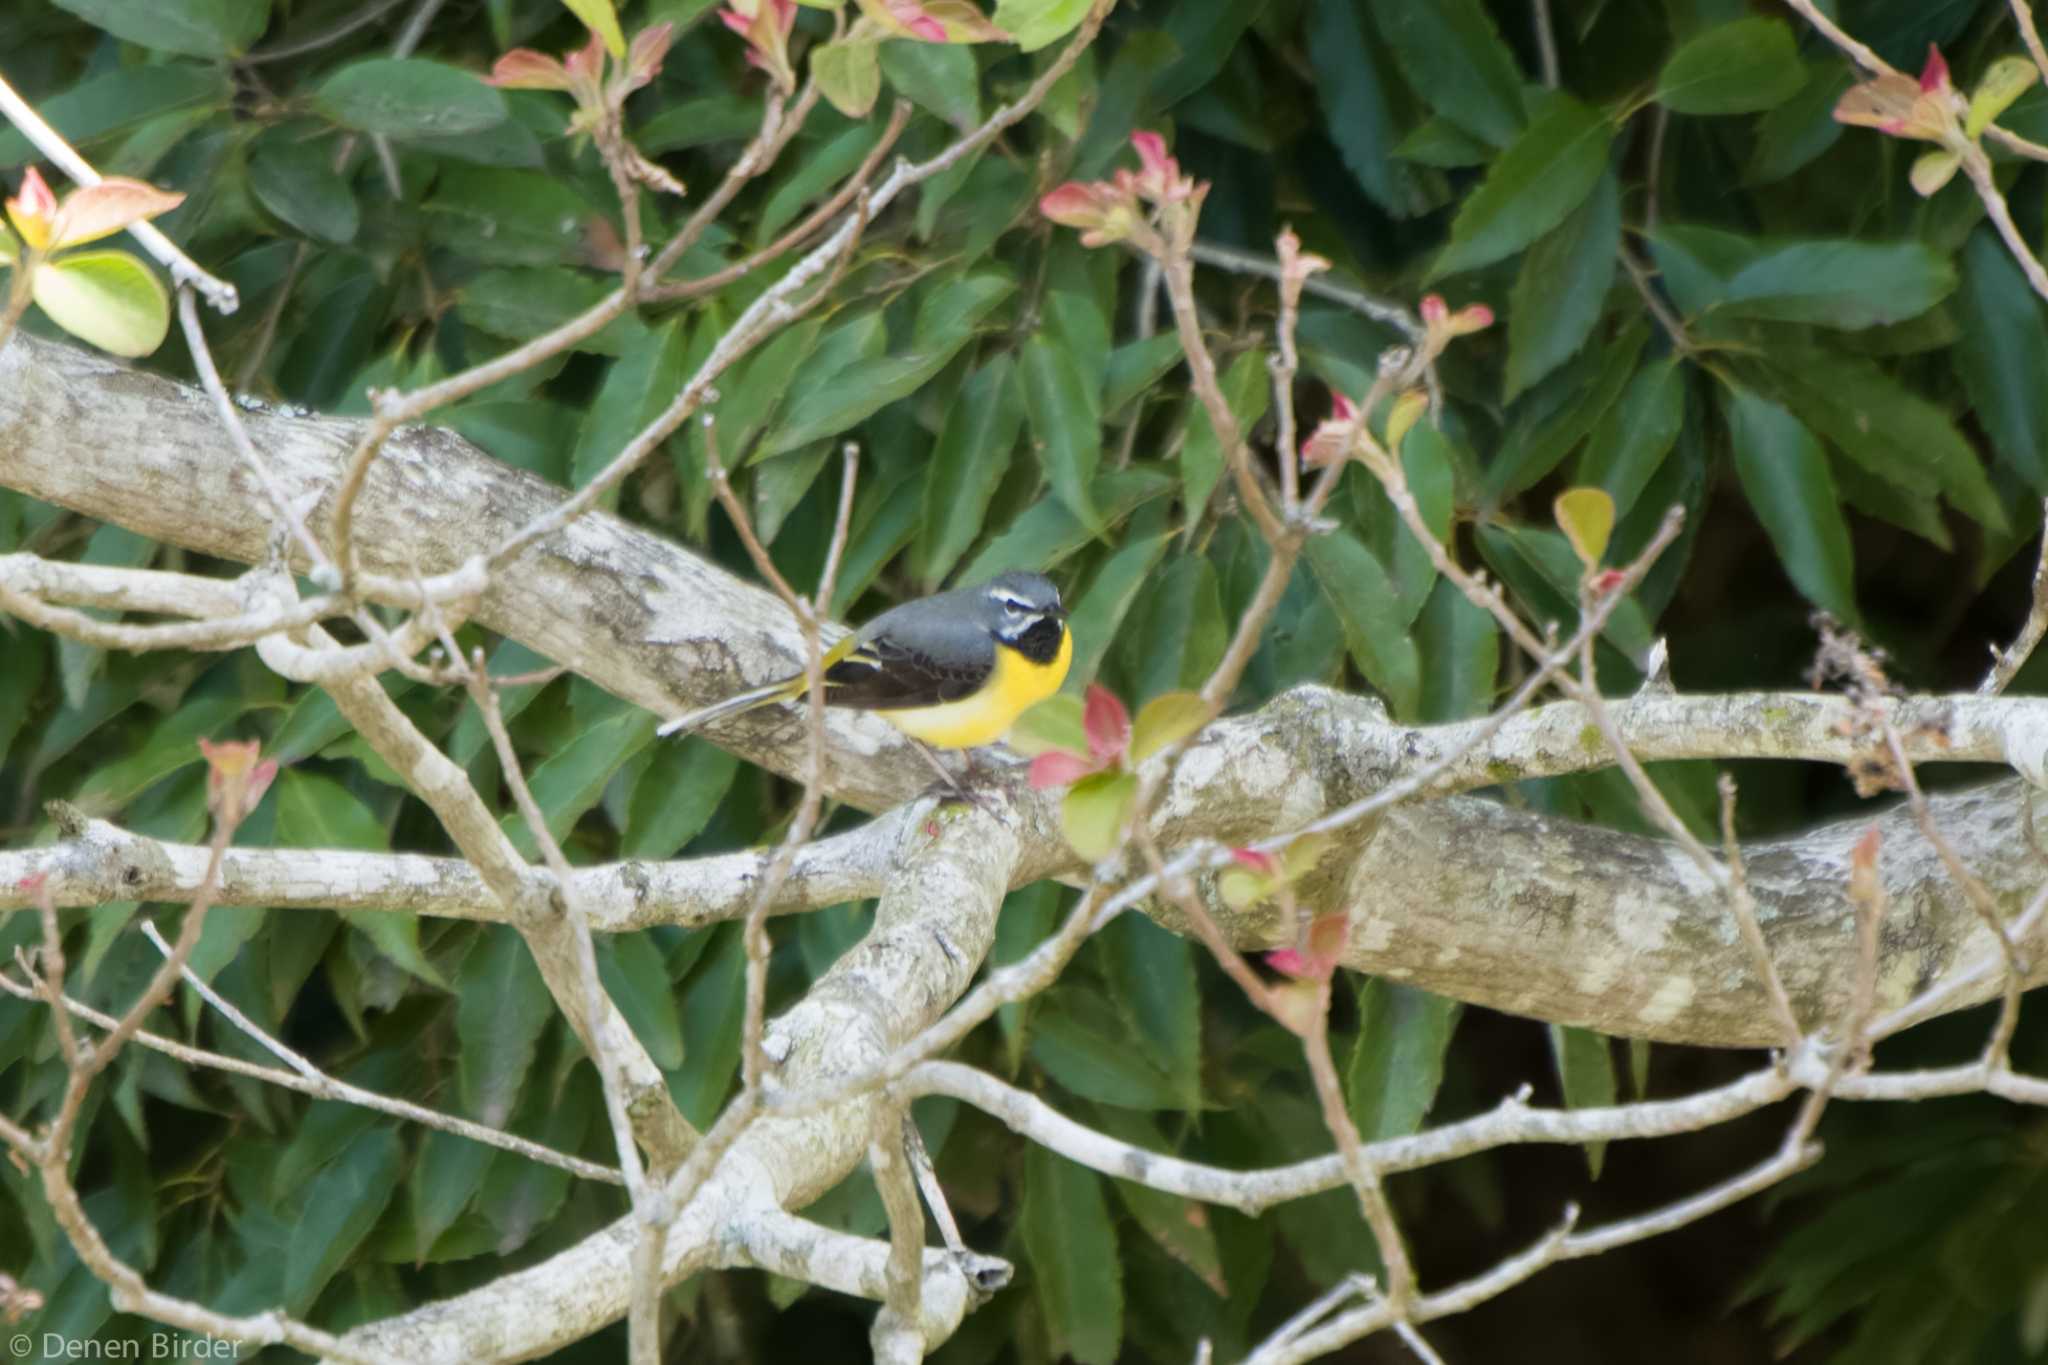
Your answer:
(1129, 690), (1210, 763)
(1553, 486), (1615, 569)
(1910, 148), (1961, 197)
(1061, 770), (1135, 862)
(1967, 55), (2038, 138)
(561, 0), (626, 56)
(1383, 389), (1428, 454)
(814, 37), (882, 117)
(31, 248), (171, 357)
(1008, 692), (1085, 755)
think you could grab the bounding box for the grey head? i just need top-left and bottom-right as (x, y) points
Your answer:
(977, 570), (1063, 629)
(977, 571), (1066, 662)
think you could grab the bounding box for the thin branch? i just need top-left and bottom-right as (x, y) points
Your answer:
(648, 99), (912, 304)
(1882, 716), (2028, 1067)
(1982, 502), (2048, 694)
(2014, 0), (2048, 87)
(1531, 0), (1560, 89)
(0, 73), (238, 311)
(1188, 242), (1423, 340)
(0, 963), (619, 1183)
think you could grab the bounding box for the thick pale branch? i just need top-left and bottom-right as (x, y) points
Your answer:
(336, 804), (1022, 1362)
(10, 330), (2048, 1050)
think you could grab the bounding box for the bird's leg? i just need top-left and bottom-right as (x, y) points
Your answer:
(911, 741), (992, 812)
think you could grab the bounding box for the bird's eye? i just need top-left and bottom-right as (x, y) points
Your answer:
(995, 593), (1033, 614)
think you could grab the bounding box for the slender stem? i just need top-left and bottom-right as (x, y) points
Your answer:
(0, 74), (238, 311)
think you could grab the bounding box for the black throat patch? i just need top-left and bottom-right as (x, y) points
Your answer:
(1005, 615), (1065, 665)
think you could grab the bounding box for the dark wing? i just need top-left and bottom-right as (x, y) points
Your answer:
(823, 600), (994, 711)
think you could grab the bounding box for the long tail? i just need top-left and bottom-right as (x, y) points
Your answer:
(657, 674), (803, 737)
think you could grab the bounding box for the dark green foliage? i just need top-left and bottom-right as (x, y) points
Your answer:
(8, 0), (2048, 1360)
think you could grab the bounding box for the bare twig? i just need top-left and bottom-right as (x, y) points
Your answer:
(0, 959), (619, 1182)
(1532, 0), (1560, 89)
(1982, 504), (2048, 694)
(0, 73), (238, 311)
(1188, 241), (1423, 340)
(649, 99), (913, 304)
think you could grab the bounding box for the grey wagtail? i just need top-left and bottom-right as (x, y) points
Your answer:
(659, 571), (1072, 789)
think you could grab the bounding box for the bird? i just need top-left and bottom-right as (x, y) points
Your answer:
(658, 570), (1072, 795)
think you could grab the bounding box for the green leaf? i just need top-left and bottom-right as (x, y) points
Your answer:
(1113, 1177), (1225, 1295)
(1181, 349), (1270, 525)
(1655, 17), (1804, 115)
(1548, 1024), (1617, 1177)
(1347, 979), (1461, 1140)
(1008, 693), (1086, 756)
(0, 634), (44, 768)
(1064, 533), (1170, 690)
(503, 709), (658, 857)
(1953, 228), (2048, 491)
(1430, 94), (1613, 280)
(457, 268), (634, 354)
(1765, 345), (2005, 531)
(1101, 332), (1185, 415)
(623, 736), (739, 858)
(1416, 576), (1499, 722)
(1305, 532), (1421, 719)
(411, 1127), (495, 1257)
(814, 38), (883, 118)
(1374, 0), (1526, 148)
(1576, 359), (1684, 518)
(572, 319), (689, 491)
(274, 770), (444, 987)
(424, 165), (596, 267)
(1478, 521), (1656, 661)
(1031, 995), (1185, 1107)
(69, 693), (242, 814)
(283, 1129), (402, 1311)
(917, 357), (1026, 589)
(1061, 770), (1136, 862)
(1505, 166), (1619, 401)
(1488, 321), (1647, 503)
(561, 0), (626, 56)
(1023, 1144), (1123, 1365)
(991, 0), (1090, 51)
(1101, 911), (1201, 1110)
(1021, 334), (1104, 530)
(1394, 116), (1493, 167)
(52, 0), (269, 58)
(314, 59), (508, 140)
(457, 925), (551, 1126)
(1648, 228), (1955, 331)
(1309, 0), (1439, 217)
(32, 249), (170, 358)
(597, 933), (685, 1070)
(879, 40), (981, 127)
(761, 279), (1008, 458)
(247, 132), (359, 245)
(1124, 556), (1228, 697)
(758, 122), (887, 240)
(1130, 691), (1209, 763)
(1747, 62), (1852, 184)
(959, 467), (1175, 583)
(673, 925), (744, 1127)
(1723, 383), (1858, 622)
(1386, 422), (1454, 626)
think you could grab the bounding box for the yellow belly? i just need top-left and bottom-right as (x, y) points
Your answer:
(883, 627), (1073, 749)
